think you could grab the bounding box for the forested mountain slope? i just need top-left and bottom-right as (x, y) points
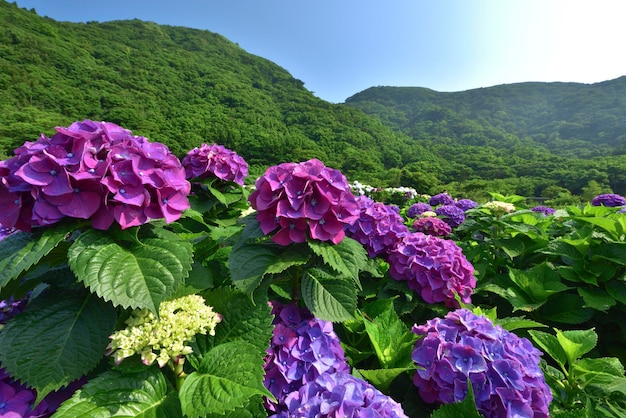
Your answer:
(1, 1), (625, 200)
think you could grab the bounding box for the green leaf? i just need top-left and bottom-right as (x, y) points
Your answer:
(0, 223), (75, 289)
(497, 316), (547, 332)
(589, 242), (626, 266)
(574, 357), (626, 396)
(358, 368), (413, 392)
(528, 330), (568, 370)
(508, 263), (571, 304)
(68, 229), (191, 313)
(264, 245), (310, 275)
(53, 368), (182, 417)
(308, 237), (367, 286)
(189, 287), (273, 369)
(578, 287), (616, 312)
(179, 341), (272, 416)
(541, 293), (594, 324)
(555, 328), (597, 365)
(301, 267), (356, 321)
(0, 288), (116, 401)
(574, 217), (621, 239)
(228, 242), (279, 293)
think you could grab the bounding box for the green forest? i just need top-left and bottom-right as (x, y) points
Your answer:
(1, 1), (625, 203)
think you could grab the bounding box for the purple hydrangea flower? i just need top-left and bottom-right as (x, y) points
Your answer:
(387, 232), (475, 307)
(182, 143), (248, 186)
(435, 204), (466, 228)
(455, 199), (478, 212)
(429, 193), (455, 207)
(345, 195), (409, 258)
(530, 205), (555, 216)
(591, 193), (626, 207)
(279, 371), (408, 418)
(248, 159), (359, 245)
(412, 217), (452, 237)
(407, 202), (433, 218)
(264, 301), (349, 415)
(0, 295), (28, 325)
(411, 309), (552, 418)
(0, 120), (190, 231)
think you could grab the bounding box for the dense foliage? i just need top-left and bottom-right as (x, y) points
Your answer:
(2, 0), (626, 202)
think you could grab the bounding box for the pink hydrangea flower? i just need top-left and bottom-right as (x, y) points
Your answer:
(182, 143), (248, 185)
(248, 159), (359, 245)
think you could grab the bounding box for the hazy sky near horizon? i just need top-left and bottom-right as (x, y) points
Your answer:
(12, 0), (626, 103)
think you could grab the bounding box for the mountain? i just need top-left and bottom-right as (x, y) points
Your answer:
(1, 1), (625, 200)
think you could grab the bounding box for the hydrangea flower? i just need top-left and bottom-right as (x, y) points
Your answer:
(345, 195), (409, 258)
(182, 143), (248, 186)
(482, 201), (516, 216)
(0, 295), (28, 326)
(407, 202), (433, 218)
(591, 193), (626, 207)
(106, 295), (221, 367)
(530, 205), (555, 216)
(0, 377), (39, 418)
(0, 120), (190, 231)
(248, 159), (359, 245)
(264, 301), (349, 415)
(412, 217), (451, 237)
(429, 192), (455, 206)
(421, 210), (437, 218)
(455, 198), (478, 212)
(279, 371), (408, 418)
(435, 204), (466, 228)
(411, 309), (552, 417)
(387, 232), (475, 307)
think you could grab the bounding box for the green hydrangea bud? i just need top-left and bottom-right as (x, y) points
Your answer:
(483, 201), (516, 216)
(107, 295), (222, 367)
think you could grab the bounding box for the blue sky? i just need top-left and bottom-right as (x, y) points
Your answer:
(12, 0), (626, 103)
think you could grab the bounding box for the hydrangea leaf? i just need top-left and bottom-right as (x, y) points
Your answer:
(308, 237), (367, 286)
(0, 288), (116, 401)
(188, 287), (273, 369)
(68, 229), (192, 313)
(52, 368), (182, 417)
(179, 341), (272, 416)
(0, 223), (75, 289)
(228, 242), (279, 293)
(555, 328), (598, 365)
(428, 381), (482, 418)
(301, 267), (356, 322)
(528, 330), (568, 370)
(358, 367), (414, 392)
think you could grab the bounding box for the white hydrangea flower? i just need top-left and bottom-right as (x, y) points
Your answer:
(107, 294), (222, 367)
(483, 201), (516, 216)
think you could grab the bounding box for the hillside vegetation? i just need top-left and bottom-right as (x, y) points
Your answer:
(1, 1), (625, 201)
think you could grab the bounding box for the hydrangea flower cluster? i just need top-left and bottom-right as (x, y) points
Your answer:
(248, 159), (359, 245)
(429, 192), (455, 206)
(411, 309), (552, 418)
(263, 301), (350, 415)
(387, 232), (476, 307)
(182, 142), (248, 186)
(455, 198), (478, 212)
(0, 295), (28, 326)
(279, 371), (408, 417)
(482, 201), (516, 216)
(435, 204), (466, 228)
(412, 217), (452, 237)
(591, 193), (626, 207)
(0, 368), (47, 418)
(345, 195), (409, 258)
(106, 295), (221, 367)
(407, 202), (433, 218)
(531, 205), (556, 216)
(0, 120), (190, 231)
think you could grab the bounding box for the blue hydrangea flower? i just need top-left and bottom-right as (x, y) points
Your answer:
(591, 193), (626, 207)
(411, 309), (552, 417)
(264, 301), (349, 415)
(435, 204), (466, 228)
(455, 198), (478, 212)
(530, 205), (555, 216)
(429, 192), (455, 206)
(279, 371), (408, 417)
(407, 202), (433, 218)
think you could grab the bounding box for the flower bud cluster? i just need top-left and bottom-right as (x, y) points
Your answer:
(345, 195), (409, 258)
(182, 143), (248, 186)
(387, 232), (475, 307)
(482, 201), (516, 216)
(106, 295), (221, 367)
(0, 120), (190, 231)
(411, 309), (552, 417)
(280, 371), (408, 417)
(248, 159), (359, 245)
